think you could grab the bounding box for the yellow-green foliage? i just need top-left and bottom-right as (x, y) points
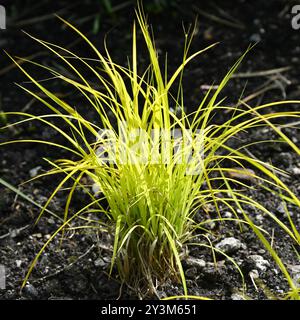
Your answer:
(1, 5), (300, 299)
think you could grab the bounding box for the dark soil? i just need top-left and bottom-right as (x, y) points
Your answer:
(0, 0), (300, 300)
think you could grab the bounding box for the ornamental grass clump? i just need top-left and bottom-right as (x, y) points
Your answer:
(1, 6), (300, 299)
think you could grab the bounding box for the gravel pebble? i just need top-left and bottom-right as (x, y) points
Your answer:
(223, 211), (233, 219)
(287, 264), (300, 288)
(29, 166), (42, 178)
(94, 256), (110, 268)
(23, 283), (39, 298)
(215, 237), (247, 254)
(231, 293), (245, 300)
(186, 257), (206, 269)
(15, 260), (22, 268)
(292, 167), (300, 175)
(249, 255), (270, 272)
(92, 183), (100, 195)
(249, 269), (259, 279)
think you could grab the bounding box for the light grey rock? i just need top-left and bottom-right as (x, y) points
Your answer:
(287, 264), (300, 288)
(92, 183), (101, 195)
(249, 33), (261, 42)
(215, 237), (246, 254)
(292, 167), (300, 175)
(255, 214), (264, 221)
(186, 257), (206, 269)
(277, 203), (286, 215)
(223, 211), (233, 219)
(94, 256), (110, 268)
(287, 264), (300, 273)
(206, 221), (216, 230)
(249, 269), (259, 279)
(277, 289), (284, 294)
(15, 260), (22, 268)
(33, 233), (42, 238)
(47, 218), (55, 225)
(94, 258), (106, 267)
(293, 274), (300, 288)
(273, 268), (279, 275)
(249, 255), (270, 272)
(29, 166), (42, 178)
(231, 293), (245, 300)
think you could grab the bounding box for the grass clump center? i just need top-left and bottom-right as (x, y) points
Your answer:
(1, 5), (300, 299)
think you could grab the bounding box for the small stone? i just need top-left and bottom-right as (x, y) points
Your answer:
(23, 283), (38, 298)
(94, 258), (106, 267)
(258, 249), (266, 255)
(231, 293), (244, 300)
(235, 258), (244, 266)
(292, 167), (300, 175)
(259, 28), (265, 34)
(287, 264), (300, 273)
(277, 289), (284, 294)
(206, 221), (216, 230)
(287, 265), (300, 288)
(94, 256), (110, 268)
(215, 237), (246, 254)
(223, 211), (233, 219)
(249, 255), (270, 272)
(33, 233), (42, 238)
(29, 166), (42, 178)
(249, 33), (261, 42)
(293, 274), (300, 288)
(186, 257), (206, 269)
(47, 218), (55, 225)
(92, 183), (101, 195)
(249, 269), (259, 279)
(10, 229), (18, 238)
(16, 260), (22, 268)
(256, 214), (264, 222)
(277, 203), (286, 215)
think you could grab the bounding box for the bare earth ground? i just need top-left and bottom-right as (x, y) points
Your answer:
(0, 0), (300, 300)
